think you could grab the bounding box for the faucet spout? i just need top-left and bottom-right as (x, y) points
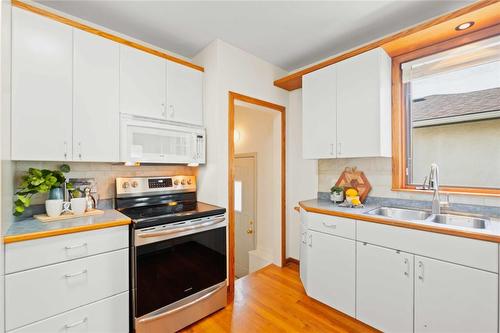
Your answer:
(429, 163), (440, 214)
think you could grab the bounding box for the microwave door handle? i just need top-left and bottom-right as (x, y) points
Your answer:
(138, 217), (226, 238)
(137, 282), (226, 325)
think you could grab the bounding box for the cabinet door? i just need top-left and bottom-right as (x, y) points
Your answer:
(307, 230), (355, 316)
(120, 45), (166, 120)
(166, 60), (203, 126)
(74, 29), (119, 162)
(336, 48), (391, 158)
(302, 65), (337, 159)
(299, 209), (308, 290)
(415, 256), (497, 333)
(357, 242), (413, 333)
(12, 8), (73, 161)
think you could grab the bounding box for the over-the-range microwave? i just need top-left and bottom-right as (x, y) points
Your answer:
(120, 115), (206, 165)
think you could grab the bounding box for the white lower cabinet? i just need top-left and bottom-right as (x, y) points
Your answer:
(356, 242), (413, 333)
(307, 230), (355, 316)
(301, 211), (499, 332)
(9, 292), (129, 333)
(415, 256), (497, 333)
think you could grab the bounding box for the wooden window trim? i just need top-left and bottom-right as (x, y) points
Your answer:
(392, 23), (500, 197)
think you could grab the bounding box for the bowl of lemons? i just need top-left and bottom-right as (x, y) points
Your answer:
(345, 188), (362, 207)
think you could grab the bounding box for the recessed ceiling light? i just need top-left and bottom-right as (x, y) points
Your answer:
(455, 21), (474, 31)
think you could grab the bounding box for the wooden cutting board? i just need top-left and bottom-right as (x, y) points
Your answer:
(34, 209), (104, 223)
(335, 167), (372, 203)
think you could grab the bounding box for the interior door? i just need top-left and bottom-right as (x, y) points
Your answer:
(234, 155), (256, 278)
(307, 230), (355, 317)
(73, 29), (119, 162)
(356, 242), (413, 333)
(414, 256), (497, 333)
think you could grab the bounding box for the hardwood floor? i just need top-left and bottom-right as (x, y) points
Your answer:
(181, 263), (379, 333)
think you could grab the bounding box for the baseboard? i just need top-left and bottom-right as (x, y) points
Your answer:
(285, 257), (300, 265)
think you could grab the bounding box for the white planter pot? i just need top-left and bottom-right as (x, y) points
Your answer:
(330, 192), (344, 203)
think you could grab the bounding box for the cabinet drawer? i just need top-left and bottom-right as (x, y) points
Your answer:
(357, 221), (498, 273)
(6, 226), (128, 273)
(307, 213), (355, 239)
(6, 249), (129, 331)
(9, 292), (129, 333)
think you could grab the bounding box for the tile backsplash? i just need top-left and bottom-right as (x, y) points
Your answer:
(318, 157), (500, 207)
(14, 161), (197, 205)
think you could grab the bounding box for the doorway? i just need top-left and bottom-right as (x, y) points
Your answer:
(228, 91), (286, 302)
(234, 154), (257, 278)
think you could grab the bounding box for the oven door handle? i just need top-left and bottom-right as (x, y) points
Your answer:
(138, 282), (226, 324)
(137, 217), (226, 238)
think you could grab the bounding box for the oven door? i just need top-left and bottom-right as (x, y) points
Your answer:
(134, 219), (227, 319)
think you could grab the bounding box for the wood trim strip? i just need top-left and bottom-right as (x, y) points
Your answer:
(299, 201), (500, 243)
(391, 23), (500, 197)
(274, 0), (499, 91)
(3, 219), (131, 244)
(11, 0), (204, 72)
(285, 257), (300, 265)
(228, 91), (287, 303)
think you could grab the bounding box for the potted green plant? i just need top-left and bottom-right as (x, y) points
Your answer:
(13, 164), (72, 216)
(330, 185), (344, 203)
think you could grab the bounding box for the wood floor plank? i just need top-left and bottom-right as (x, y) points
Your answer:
(181, 263), (379, 333)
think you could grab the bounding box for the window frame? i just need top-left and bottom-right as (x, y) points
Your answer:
(392, 24), (500, 197)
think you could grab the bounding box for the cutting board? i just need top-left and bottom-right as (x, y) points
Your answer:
(34, 209), (104, 223)
(335, 167), (372, 203)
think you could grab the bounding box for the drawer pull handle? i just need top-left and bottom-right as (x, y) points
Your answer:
(322, 222), (336, 229)
(65, 317), (87, 329)
(65, 243), (88, 250)
(64, 269), (88, 278)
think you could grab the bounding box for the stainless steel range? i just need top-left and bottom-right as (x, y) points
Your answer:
(115, 176), (227, 333)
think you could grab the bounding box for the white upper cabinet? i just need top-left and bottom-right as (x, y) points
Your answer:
(301, 47), (391, 159)
(73, 30), (120, 162)
(302, 65), (337, 159)
(166, 60), (203, 126)
(357, 242), (413, 333)
(337, 48), (391, 158)
(414, 256), (497, 333)
(12, 8), (73, 161)
(119, 45), (166, 120)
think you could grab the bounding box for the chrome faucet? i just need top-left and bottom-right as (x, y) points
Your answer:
(428, 163), (447, 214)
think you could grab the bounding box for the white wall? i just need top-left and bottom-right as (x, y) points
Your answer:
(194, 40), (305, 264)
(234, 105), (281, 265)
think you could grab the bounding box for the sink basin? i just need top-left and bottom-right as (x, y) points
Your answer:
(367, 207), (431, 221)
(426, 214), (487, 229)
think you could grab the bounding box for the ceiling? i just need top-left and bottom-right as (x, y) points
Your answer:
(37, 1), (473, 71)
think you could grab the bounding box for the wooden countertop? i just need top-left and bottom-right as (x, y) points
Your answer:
(299, 199), (500, 243)
(4, 209), (131, 244)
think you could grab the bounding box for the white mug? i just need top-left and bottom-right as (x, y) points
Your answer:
(45, 199), (71, 217)
(70, 198), (87, 215)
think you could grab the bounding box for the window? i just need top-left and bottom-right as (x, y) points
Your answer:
(234, 180), (242, 212)
(394, 32), (500, 194)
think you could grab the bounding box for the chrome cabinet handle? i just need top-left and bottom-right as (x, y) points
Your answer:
(64, 269), (88, 278)
(65, 317), (87, 329)
(338, 142), (342, 155)
(169, 105), (175, 118)
(65, 243), (87, 250)
(330, 144), (334, 155)
(322, 222), (336, 229)
(161, 103), (166, 118)
(64, 141), (68, 159)
(418, 261), (424, 281)
(78, 142), (82, 160)
(301, 232), (306, 244)
(308, 234), (312, 247)
(404, 258), (410, 277)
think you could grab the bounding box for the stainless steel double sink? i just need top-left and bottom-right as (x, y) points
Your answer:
(367, 206), (488, 230)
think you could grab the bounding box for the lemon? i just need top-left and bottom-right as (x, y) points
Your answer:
(352, 198), (361, 206)
(345, 188), (358, 197)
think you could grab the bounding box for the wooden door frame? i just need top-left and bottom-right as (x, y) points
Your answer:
(228, 91), (286, 302)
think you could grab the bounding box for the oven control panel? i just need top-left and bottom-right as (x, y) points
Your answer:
(116, 176), (196, 196)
